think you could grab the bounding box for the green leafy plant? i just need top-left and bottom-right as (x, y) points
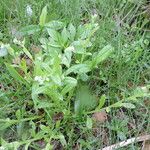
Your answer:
(0, 6), (117, 149)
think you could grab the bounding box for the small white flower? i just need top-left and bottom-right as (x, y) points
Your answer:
(34, 76), (40, 81)
(93, 14), (98, 18)
(34, 76), (44, 85)
(92, 14), (98, 19)
(94, 23), (99, 27)
(45, 77), (50, 82)
(26, 5), (33, 17)
(37, 57), (42, 61)
(13, 38), (21, 45)
(140, 86), (149, 93)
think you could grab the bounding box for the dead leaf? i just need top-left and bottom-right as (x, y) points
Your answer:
(53, 112), (64, 122)
(25, 58), (32, 66)
(12, 57), (21, 65)
(31, 45), (41, 53)
(144, 99), (150, 106)
(102, 134), (150, 150)
(142, 140), (150, 150)
(73, 143), (80, 150)
(36, 140), (46, 149)
(51, 140), (63, 150)
(0, 83), (4, 90)
(92, 111), (108, 122)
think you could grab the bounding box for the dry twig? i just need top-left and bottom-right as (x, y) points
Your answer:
(101, 134), (150, 150)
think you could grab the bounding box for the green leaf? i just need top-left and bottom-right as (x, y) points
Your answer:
(51, 74), (62, 86)
(127, 86), (150, 101)
(1, 140), (21, 150)
(106, 107), (111, 113)
(71, 40), (85, 54)
(97, 94), (106, 110)
(111, 101), (123, 108)
(61, 77), (77, 95)
(62, 47), (73, 68)
(57, 134), (67, 146)
(75, 84), (97, 114)
(36, 101), (53, 109)
(86, 116), (93, 129)
(45, 21), (64, 30)
(65, 64), (91, 75)
(91, 45), (114, 68)
(19, 25), (41, 35)
(61, 27), (69, 44)
(121, 103), (136, 109)
(15, 109), (21, 120)
(5, 63), (26, 84)
(44, 143), (53, 150)
(68, 23), (76, 40)
(39, 6), (47, 26)
(47, 29), (60, 42)
(23, 46), (33, 60)
(111, 101), (135, 109)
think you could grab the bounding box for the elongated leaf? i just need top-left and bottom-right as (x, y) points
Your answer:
(61, 27), (69, 44)
(23, 46), (33, 60)
(57, 134), (67, 146)
(111, 101), (135, 109)
(68, 23), (76, 40)
(5, 63), (26, 84)
(92, 45), (114, 68)
(45, 21), (64, 30)
(39, 6), (47, 26)
(97, 94), (106, 110)
(121, 103), (136, 109)
(65, 64), (91, 75)
(19, 25), (41, 35)
(61, 77), (77, 95)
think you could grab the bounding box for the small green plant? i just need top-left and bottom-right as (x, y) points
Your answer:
(0, 6), (116, 149)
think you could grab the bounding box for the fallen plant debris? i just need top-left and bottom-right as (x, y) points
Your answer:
(142, 140), (150, 150)
(101, 134), (150, 150)
(92, 111), (108, 122)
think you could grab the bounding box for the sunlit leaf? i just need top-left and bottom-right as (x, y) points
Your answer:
(39, 6), (47, 26)
(45, 21), (64, 30)
(61, 77), (77, 95)
(91, 45), (114, 68)
(65, 64), (91, 75)
(96, 94), (106, 110)
(86, 116), (93, 129)
(121, 103), (136, 109)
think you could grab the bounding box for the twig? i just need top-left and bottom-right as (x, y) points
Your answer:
(101, 134), (150, 150)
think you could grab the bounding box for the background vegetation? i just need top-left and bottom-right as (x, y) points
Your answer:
(0, 0), (150, 149)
